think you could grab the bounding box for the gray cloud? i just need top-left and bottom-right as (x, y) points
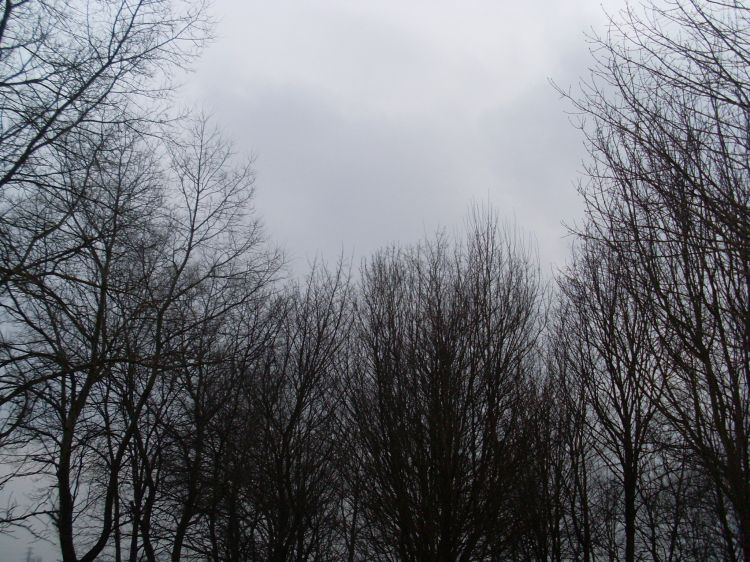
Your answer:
(184, 0), (625, 276)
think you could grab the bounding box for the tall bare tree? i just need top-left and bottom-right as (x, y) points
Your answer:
(346, 210), (544, 561)
(0, 0), (210, 536)
(565, 1), (750, 558)
(162, 264), (351, 562)
(0, 113), (278, 561)
(240, 265), (351, 562)
(559, 241), (662, 562)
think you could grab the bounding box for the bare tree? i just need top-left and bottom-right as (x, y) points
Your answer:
(545, 328), (598, 562)
(565, 0), (750, 559)
(345, 210), (544, 561)
(508, 374), (567, 562)
(0, 113), (278, 561)
(0, 0), (208, 288)
(0, 0), (209, 537)
(0, 122), (165, 548)
(238, 265), (351, 562)
(154, 263), (351, 562)
(558, 240), (662, 562)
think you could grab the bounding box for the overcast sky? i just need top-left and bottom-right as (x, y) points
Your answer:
(4, 1), (626, 559)
(183, 0), (625, 278)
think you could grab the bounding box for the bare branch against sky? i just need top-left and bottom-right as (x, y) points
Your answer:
(0, 2), (624, 560)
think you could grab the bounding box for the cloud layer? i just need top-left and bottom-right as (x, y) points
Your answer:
(184, 0), (625, 275)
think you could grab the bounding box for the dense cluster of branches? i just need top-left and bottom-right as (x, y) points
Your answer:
(0, 0), (748, 561)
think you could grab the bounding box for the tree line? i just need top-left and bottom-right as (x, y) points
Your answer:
(0, 0), (747, 560)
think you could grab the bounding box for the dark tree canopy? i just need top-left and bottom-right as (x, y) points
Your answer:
(1, 0), (749, 561)
(345, 212), (544, 561)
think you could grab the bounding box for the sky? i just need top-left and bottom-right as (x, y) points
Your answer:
(183, 0), (625, 278)
(3, 1), (625, 560)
